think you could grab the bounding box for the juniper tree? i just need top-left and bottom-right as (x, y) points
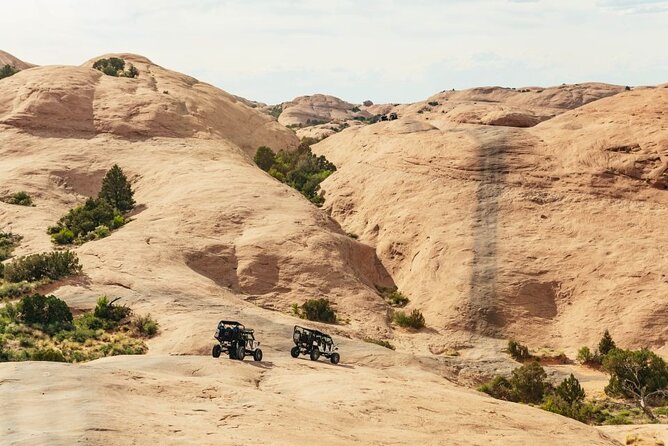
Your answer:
(603, 348), (668, 421)
(99, 165), (135, 213)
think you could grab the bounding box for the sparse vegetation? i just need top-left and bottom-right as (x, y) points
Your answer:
(480, 361), (550, 404)
(0, 295), (157, 363)
(0, 231), (22, 261)
(49, 165), (134, 245)
(94, 296), (132, 321)
(133, 314), (159, 337)
(577, 330), (617, 368)
(378, 286), (409, 307)
(353, 115), (380, 124)
(49, 198), (125, 244)
(577, 345), (603, 366)
(0, 281), (36, 300)
(483, 332), (668, 425)
(269, 104), (283, 119)
(1, 191), (33, 206)
(253, 142), (336, 206)
(428, 101), (439, 106)
(93, 58), (139, 78)
(0, 64), (19, 80)
(393, 309), (425, 329)
(351, 106), (360, 112)
(363, 337), (396, 350)
(299, 298), (337, 323)
(540, 373), (598, 422)
(603, 348), (668, 421)
(2, 251), (81, 283)
(508, 339), (531, 361)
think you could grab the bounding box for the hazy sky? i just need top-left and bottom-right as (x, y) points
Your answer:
(3, 0), (667, 104)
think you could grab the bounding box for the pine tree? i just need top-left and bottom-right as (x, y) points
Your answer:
(598, 330), (616, 356)
(99, 165), (135, 213)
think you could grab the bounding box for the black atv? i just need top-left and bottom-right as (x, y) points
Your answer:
(290, 325), (340, 364)
(212, 320), (263, 361)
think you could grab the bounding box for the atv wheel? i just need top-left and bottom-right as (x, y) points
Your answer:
(236, 345), (246, 360)
(290, 346), (300, 358)
(228, 347), (237, 360)
(330, 353), (340, 364)
(310, 348), (320, 361)
(253, 349), (263, 362)
(212, 345), (222, 358)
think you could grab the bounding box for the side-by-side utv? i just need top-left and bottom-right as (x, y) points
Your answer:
(212, 320), (263, 361)
(290, 325), (340, 364)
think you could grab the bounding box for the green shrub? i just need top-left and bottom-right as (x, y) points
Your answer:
(481, 363), (553, 405)
(301, 298), (337, 323)
(50, 197), (124, 243)
(541, 392), (601, 423)
(111, 215), (125, 229)
(393, 309), (425, 329)
(134, 314), (158, 337)
(385, 289), (409, 307)
(0, 302), (19, 322)
(18, 294), (73, 327)
(253, 143), (336, 206)
(508, 339), (531, 361)
(363, 338), (396, 350)
(269, 105), (282, 119)
(480, 375), (518, 402)
(125, 65), (139, 78)
(254, 146), (276, 171)
(511, 361), (550, 404)
(654, 406), (668, 416)
(93, 58), (138, 78)
(0, 281), (36, 300)
(603, 348), (668, 420)
(3, 250), (81, 283)
(351, 106), (360, 112)
(428, 101), (439, 106)
(93, 225), (111, 239)
(31, 347), (67, 362)
(50, 165), (134, 244)
(0, 64), (19, 80)
(0, 231), (22, 260)
(99, 164), (135, 212)
(94, 296), (132, 322)
(2, 191), (33, 206)
(555, 373), (586, 405)
(52, 228), (75, 245)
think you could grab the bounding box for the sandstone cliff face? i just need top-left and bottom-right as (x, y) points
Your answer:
(316, 84), (668, 349)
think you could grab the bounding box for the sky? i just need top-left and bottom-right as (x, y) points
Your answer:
(3, 0), (667, 104)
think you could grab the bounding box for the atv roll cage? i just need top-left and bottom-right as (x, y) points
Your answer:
(290, 325), (340, 364)
(212, 320), (263, 361)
